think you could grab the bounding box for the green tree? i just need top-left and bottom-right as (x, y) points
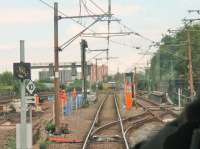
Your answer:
(0, 71), (14, 85)
(148, 23), (200, 99)
(0, 71), (21, 95)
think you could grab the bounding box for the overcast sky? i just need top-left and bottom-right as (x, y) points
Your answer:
(1, 0), (200, 79)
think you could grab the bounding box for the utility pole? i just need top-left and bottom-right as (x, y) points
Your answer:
(156, 52), (160, 91)
(168, 26), (195, 98)
(95, 58), (98, 82)
(19, 40), (27, 149)
(107, 0), (111, 61)
(145, 67), (148, 92)
(147, 69), (151, 94)
(134, 67), (137, 107)
(178, 88), (181, 110)
(54, 2), (61, 128)
(187, 29), (195, 98)
(95, 58), (104, 82)
(182, 10), (200, 99)
(170, 59), (174, 78)
(95, 58), (99, 101)
(81, 39), (88, 104)
(15, 40), (33, 149)
(147, 61), (151, 94)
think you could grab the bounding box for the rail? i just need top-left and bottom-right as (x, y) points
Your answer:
(136, 100), (164, 123)
(137, 95), (178, 118)
(82, 92), (130, 149)
(114, 93), (129, 149)
(81, 93), (109, 149)
(91, 111), (148, 136)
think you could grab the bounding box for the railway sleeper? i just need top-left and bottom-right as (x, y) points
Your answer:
(91, 134), (122, 142)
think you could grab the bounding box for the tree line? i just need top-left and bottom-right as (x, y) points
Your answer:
(139, 23), (200, 100)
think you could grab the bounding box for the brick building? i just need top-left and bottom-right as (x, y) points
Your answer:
(90, 64), (108, 83)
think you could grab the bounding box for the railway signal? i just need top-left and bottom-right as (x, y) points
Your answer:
(13, 62), (31, 80)
(71, 62), (77, 76)
(81, 39), (88, 104)
(48, 63), (54, 77)
(14, 40), (33, 149)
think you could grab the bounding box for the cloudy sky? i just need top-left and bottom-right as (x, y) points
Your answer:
(1, 0), (200, 79)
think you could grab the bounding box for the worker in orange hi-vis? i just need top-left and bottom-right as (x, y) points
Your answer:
(59, 90), (67, 120)
(72, 88), (77, 100)
(125, 81), (133, 111)
(72, 88), (78, 110)
(34, 94), (41, 112)
(63, 90), (67, 105)
(35, 94), (40, 105)
(59, 90), (67, 107)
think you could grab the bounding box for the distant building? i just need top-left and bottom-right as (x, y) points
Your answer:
(38, 64), (106, 84)
(59, 69), (72, 84)
(39, 71), (50, 80)
(90, 64), (108, 83)
(39, 69), (73, 84)
(76, 72), (82, 80)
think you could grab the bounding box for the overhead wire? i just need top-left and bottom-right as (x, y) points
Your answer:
(128, 44), (189, 72)
(38, 0), (96, 33)
(38, 0), (158, 67)
(125, 38), (189, 71)
(87, 51), (106, 62)
(79, 0), (82, 23)
(38, 0), (157, 46)
(38, 0), (110, 50)
(110, 40), (141, 49)
(87, 0), (157, 44)
(85, 0), (158, 67)
(78, 0), (154, 54)
(135, 48), (152, 64)
(60, 16), (106, 50)
(81, 0), (96, 16)
(81, 0), (153, 63)
(81, 0), (111, 60)
(89, 0), (164, 73)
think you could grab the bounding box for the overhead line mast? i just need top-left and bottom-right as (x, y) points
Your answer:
(187, 29), (195, 98)
(183, 10), (200, 98)
(54, 2), (61, 129)
(107, 0), (111, 61)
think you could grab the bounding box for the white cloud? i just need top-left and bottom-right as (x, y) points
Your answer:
(0, 8), (52, 25)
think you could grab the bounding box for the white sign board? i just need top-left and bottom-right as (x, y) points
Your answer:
(26, 80), (36, 95)
(25, 96), (35, 104)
